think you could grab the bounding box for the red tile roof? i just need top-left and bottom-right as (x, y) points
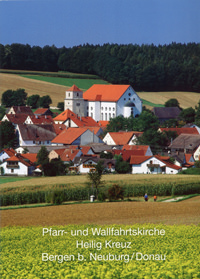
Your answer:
(159, 127), (199, 136)
(53, 124), (66, 135)
(21, 153), (38, 163)
(122, 145), (149, 152)
(83, 84), (130, 102)
(98, 121), (109, 127)
(6, 155), (31, 167)
(68, 85), (82, 92)
(113, 150), (146, 161)
(108, 131), (143, 145)
(27, 115), (54, 124)
(34, 108), (51, 115)
(4, 114), (28, 124)
(2, 148), (16, 157)
(9, 106), (34, 115)
(53, 109), (77, 121)
(51, 127), (90, 144)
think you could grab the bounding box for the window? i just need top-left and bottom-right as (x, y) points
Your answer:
(113, 108), (115, 111)
(124, 98), (126, 101)
(105, 113), (107, 120)
(109, 107), (111, 111)
(101, 107), (103, 110)
(77, 93), (79, 97)
(11, 169), (14, 173)
(91, 107), (93, 110)
(109, 113), (111, 119)
(91, 113), (93, 118)
(76, 103), (80, 106)
(101, 113), (103, 120)
(113, 113), (115, 118)
(128, 93), (131, 96)
(68, 93), (70, 97)
(105, 107), (107, 111)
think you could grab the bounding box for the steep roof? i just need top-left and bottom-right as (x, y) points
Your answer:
(52, 124), (66, 135)
(34, 108), (53, 116)
(53, 109), (76, 121)
(51, 127), (90, 144)
(159, 127), (199, 136)
(130, 156), (152, 165)
(122, 145), (149, 152)
(54, 109), (99, 127)
(9, 106), (34, 115)
(21, 153), (38, 163)
(4, 114), (28, 124)
(108, 131), (143, 145)
(6, 155), (31, 167)
(53, 148), (81, 162)
(18, 124), (56, 141)
(68, 85), (82, 92)
(152, 107), (181, 119)
(83, 84), (130, 102)
(2, 148), (16, 157)
(27, 115), (54, 124)
(169, 134), (200, 150)
(113, 149), (146, 161)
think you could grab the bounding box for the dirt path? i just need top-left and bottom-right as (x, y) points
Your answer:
(1, 196), (200, 227)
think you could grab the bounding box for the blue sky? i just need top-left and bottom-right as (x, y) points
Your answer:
(0, 0), (199, 48)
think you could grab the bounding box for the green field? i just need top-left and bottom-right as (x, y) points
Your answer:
(21, 75), (109, 91)
(1, 224), (199, 278)
(0, 176), (33, 185)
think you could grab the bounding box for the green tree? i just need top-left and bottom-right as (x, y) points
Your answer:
(87, 160), (104, 200)
(179, 107), (195, 123)
(36, 146), (49, 167)
(1, 88), (27, 107)
(57, 102), (64, 111)
(0, 106), (6, 120)
(26, 94), (40, 109)
(43, 158), (66, 176)
(0, 121), (17, 149)
(195, 100), (200, 126)
(114, 155), (131, 174)
(164, 98), (180, 108)
(39, 95), (52, 108)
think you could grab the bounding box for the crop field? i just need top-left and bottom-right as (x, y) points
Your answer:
(1, 71), (199, 109)
(1, 224), (200, 278)
(1, 174), (200, 191)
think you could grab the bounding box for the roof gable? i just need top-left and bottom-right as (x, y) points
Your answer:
(83, 84), (130, 102)
(108, 131), (143, 145)
(68, 85), (82, 92)
(51, 127), (89, 144)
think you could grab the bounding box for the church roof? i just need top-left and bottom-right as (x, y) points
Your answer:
(83, 84), (130, 102)
(68, 85), (82, 92)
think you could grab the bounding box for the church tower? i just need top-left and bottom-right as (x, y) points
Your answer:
(64, 85), (86, 116)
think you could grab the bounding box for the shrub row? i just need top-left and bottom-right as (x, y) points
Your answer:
(1, 182), (200, 206)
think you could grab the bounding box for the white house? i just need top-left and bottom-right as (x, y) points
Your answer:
(130, 155), (182, 174)
(64, 84), (142, 122)
(1, 154), (35, 176)
(103, 131), (143, 146)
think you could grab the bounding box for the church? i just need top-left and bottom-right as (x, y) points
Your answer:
(64, 84), (142, 122)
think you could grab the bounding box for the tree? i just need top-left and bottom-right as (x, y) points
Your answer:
(0, 106), (6, 120)
(114, 155), (131, 174)
(179, 107), (195, 123)
(195, 100), (200, 127)
(87, 160), (104, 200)
(42, 158), (66, 176)
(36, 146), (49, 167)
(1, 88), (27, 107)
(39, 95), (52, 108)
(0, 121), (17, 149)
(164, 98), (180, 108)
(57, 102), (64, 111)
(26, 94), (40, 109)
(100, 151), (113, 159)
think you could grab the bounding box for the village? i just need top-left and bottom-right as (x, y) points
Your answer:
(1, 83), (200, 177)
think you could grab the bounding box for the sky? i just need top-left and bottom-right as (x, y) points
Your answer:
(0, 0), (199, 48)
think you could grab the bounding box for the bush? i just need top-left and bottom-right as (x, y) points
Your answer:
(98, 191), (107, 202)
(108, 184), (124, 201)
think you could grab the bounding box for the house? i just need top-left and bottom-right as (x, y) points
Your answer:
(16, 124), (57, 146)
(0, 153), (36, 176)
(34, 108), (54, 117)
(73, 156), (116, 174)
(51, 127), (104, 146)
(1, 114), (28, 127)
(122, 145), (153, 156)
(64, 84), (142, 122)
(130, 155), (182, 174)
(49, 148), (82, 163)
(7, 106), (34, 115)
(152, 107), (181, 123)
(158, 127), (199, 136)
(103, 131), (143, 146)
(24, 115), (54, 125)
(0, 148), (16, 162)
(169, 134), (200, 155)
(54, 108), (99, 128)
(113, 146), (153, 162)
(83, 84), (142, 121)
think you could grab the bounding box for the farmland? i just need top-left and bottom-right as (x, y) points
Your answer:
(1, 224), (200, 278)
(1, 72), (200, 109)
(1, 173), (200, 190)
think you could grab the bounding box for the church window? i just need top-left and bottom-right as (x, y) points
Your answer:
(109, 107), (111, 111)
(128, 93), (131, 96)
(101, 113), (103, 120)
(113, 108), (115, 111)
(105, 113), (107, 120)
(91, 113), (93, 118)
(91, 107), (93, 110)
(105, 107), (107, 111)
(113, 113), (115, 118)
(109, 113), (111, 119)
(68, 93), (70, 97)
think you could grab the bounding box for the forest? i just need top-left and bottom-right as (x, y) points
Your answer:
(0, 42), (200, 92)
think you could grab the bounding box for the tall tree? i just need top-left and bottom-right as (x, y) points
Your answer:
(0, 121), (17, 149)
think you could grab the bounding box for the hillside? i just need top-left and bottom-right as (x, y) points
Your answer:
(0, 72), (199, 109)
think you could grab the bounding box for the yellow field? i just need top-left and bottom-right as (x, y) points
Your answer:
(1, 73), (199, 108)
(138, 91), (200, 109)
(0, 73), (70, 107)
(1, 174), (200, 191)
